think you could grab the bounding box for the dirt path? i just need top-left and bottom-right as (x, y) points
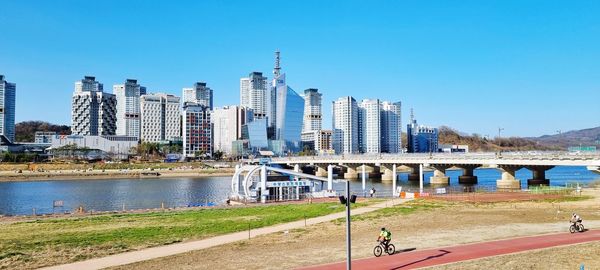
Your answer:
(40, 199), (410, 270)
(302, 230), (600, 269)
(110, 190), (600, 270)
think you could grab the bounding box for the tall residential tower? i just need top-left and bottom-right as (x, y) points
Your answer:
(302, 88), (322, 133)
(0, 75), (16, 143)
(114, 79), (146, 138)
(332, 96), (359, 154)
(183, 82), (213, 110)
(71, 76), (117, 136)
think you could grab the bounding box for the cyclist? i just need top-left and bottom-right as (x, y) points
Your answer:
(377, 227), (392, 248)
(571, 213), (582, 226)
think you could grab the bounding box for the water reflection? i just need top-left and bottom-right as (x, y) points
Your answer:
(0, 166), (597, 216)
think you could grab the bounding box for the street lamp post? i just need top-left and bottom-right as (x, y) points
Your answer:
(339, 180), (356, 270)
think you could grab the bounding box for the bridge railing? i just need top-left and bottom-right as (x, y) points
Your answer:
(266, 151), (600, 163)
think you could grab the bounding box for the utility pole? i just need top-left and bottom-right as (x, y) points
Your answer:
(498, 127), (504, 139)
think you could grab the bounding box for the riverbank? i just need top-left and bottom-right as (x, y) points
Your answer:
(0, 199), (380, 270)
(111, 189), (599, 270)
(0, 167), (235, 182)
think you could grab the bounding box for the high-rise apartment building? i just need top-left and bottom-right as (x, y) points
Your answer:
(0, 75), (16, 143)
(183, 82), (213, 110)
(240, 72), (269, 120)
(212, 105), (253, 154)
(358, 99), (381, 153)
(114, 79), (146, 138)
(302, 88), (322, 133)
(407, 112), (438, 153)
(381, 101), (402, 153)
(182, 102), (212, 157)
(332, 96), (359, 154)
(71, 76), (117, 136)
(140, 93), (181, 143)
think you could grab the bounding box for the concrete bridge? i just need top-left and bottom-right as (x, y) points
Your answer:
(261, 152), (600, 192)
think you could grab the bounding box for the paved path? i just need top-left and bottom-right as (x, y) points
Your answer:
(41, 199), (409, 270)
(302, 230), (600, 270)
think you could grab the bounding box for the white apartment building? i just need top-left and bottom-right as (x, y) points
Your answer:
(140, 93), (181, 143)
(212, 106), (253, 154)
(0, 75), (16, 143)
(358, 99), (381, 154)
(381, 101), (402, 153)
(332, 96), (359, 154)
(114, 79), (146, 138)
(302, 88), (322, 133)
(183, 82), (213, 110)
(240, 72), (269, 120)
(72, 76), (117, 136)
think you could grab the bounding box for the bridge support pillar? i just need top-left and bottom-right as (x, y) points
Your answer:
(392, 164), (398, 196)
(368, 165), (382, 179)
(327, 165), (333, 191)
(315, 165), (328, 177)
(430, 165), (450, 185)
(294, 164), (300, 200)
(458, 165), (478, 185)
(527, 166), (553, 186)
(260, 165), (267, 203)
(381, 164), (395, 181)
(496, 166), (522, 190)
(344, 165), (359, 180)
(406, 165), (421, 182)
(361, 165), (367, 194)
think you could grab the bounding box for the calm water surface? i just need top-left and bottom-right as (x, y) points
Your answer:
(0, 166), (598, 216)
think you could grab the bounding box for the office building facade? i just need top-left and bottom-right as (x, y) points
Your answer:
(183, 82), (213, 110)
(212, 105), (253, 154)
(274, 74), (304, 152)
(140, 93), (181, 143)
(182, 102), (212, 157)
(114, 79), (146, 138)
(407, 117), (438, 153)
(0, 75), (16, 143)
(71, 76), (117, 136)
(332, 96), (359, 154)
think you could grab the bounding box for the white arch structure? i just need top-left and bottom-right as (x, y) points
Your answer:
(231, 164), (332, 203)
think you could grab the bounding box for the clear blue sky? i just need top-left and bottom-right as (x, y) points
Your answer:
(1, 0), (599, 137)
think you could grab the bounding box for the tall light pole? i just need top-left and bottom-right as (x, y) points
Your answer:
(338, 180), (356, 270)
(498, 127), (504, 139)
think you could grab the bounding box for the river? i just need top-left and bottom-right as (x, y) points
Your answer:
(0, 166), (598, 216)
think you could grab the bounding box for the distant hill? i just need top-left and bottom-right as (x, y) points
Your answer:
(529, 127), (600, 149)
(437, 126), (559, 152)
(15, 121), (71, 142)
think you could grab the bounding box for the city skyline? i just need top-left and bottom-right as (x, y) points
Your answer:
(2, 1), (600, 137)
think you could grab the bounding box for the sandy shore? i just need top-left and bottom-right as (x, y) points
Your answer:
(0, 168), (235, 182)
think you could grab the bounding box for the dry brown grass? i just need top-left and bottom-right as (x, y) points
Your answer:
(111, 190), (600, 270)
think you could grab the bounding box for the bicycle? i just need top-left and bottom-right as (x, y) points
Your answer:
(569, 221), (584, 233)
(373, 240), (395, 257)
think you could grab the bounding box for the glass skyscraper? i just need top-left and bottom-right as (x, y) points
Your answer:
(0, 75), (16, 143)
(274, 74), (304, 152)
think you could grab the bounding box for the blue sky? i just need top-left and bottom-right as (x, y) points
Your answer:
(1, 0), (599, 137)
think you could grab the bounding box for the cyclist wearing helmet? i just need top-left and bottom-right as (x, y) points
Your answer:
(377, 227), (392, 248)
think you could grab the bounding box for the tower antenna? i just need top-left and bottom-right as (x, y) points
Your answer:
(273, 50), (281, 77)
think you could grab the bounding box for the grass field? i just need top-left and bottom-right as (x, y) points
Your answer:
(0, 201), (371, 269)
